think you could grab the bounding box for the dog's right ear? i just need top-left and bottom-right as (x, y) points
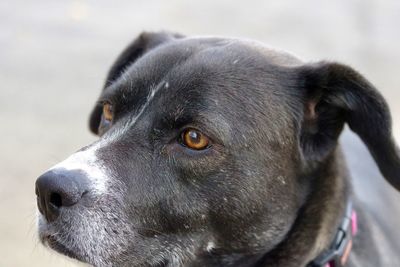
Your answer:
(89, 31), (184, 134)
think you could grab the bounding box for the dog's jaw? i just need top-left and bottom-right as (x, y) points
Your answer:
(37, 140), (130, 266)
(37, 188), (134, 266)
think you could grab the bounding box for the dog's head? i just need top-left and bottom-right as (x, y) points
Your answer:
(36, 32), (400, 266)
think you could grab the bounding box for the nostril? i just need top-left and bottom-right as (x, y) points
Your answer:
(50, 192), (63, 208)
(81, 190), (89, 199)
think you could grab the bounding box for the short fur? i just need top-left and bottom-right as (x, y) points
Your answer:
(36, 32), (400, 267)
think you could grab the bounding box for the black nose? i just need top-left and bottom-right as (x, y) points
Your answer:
(35, 169), (89, 222)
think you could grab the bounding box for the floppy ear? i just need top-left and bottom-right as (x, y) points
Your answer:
(299, 61), (400, 190)
(89, 31), (184, 134)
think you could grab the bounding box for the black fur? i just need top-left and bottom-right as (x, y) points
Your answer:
(37, 32), (400, 267)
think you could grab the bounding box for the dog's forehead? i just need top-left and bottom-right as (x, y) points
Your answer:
(177, 36), (303, 66)
(108, 37), (302, 96)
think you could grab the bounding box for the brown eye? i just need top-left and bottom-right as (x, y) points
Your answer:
(181, 129), (210, 150)
(103, 102), (113, 121)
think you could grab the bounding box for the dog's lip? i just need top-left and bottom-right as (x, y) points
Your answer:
(152, 258), (169, 267)
(44, 235), (87, 264)
(44, 235), (170, 267)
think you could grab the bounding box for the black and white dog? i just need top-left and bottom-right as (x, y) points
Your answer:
(35, 32), (400, 267)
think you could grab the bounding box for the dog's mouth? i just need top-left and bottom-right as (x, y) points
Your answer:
(43, 235), (87, 264)
(153, 259), (169, 267)
(42, 233), (171, 267)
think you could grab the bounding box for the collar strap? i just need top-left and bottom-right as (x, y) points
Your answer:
(307, 201), (358, 267)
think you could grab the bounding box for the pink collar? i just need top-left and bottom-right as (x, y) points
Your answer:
(307, 201), (358, 267)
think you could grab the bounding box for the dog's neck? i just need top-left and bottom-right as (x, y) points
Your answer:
(257, 148), (350, 267)
(191, 148), (350, 267)
(259, 148), (350, 267)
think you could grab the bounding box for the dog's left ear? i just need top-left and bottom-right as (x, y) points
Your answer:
(89, 31), (184, 134)
(299, 61), (400, 190)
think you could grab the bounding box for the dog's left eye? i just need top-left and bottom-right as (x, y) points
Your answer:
(180, 129), (210, 150)
(103, 102), (113, 122)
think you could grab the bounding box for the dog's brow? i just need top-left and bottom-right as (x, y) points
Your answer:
(201, 113), (232, 143)
(128, 81), (167, 126)
(102, 80), (169, 144)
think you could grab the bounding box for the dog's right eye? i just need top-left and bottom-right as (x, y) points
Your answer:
(102, 102), (113, 122)
(180, 129), (211, 150)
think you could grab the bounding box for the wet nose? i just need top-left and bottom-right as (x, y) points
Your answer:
(35, 169), (89, 222)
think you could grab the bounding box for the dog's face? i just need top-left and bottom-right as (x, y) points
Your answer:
(36, 32), (400, 266)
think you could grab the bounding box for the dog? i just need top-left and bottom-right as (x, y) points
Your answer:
(35, 32), (400, 267)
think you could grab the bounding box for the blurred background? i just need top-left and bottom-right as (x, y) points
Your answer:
(0, 0), (399, 266)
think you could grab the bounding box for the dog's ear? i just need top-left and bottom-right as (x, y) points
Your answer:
(299, 61), (400, 190)
(89, 31), (184, 134)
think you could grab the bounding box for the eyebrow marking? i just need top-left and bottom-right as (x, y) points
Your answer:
(102, 80), (169, 144)
(129, 80), (167, 126)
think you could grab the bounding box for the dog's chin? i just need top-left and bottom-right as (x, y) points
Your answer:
(37, 213), (184, 267)
(41, 233), (171, 267)
(38, 218), (87, 264)
(43, 235), (87, 264)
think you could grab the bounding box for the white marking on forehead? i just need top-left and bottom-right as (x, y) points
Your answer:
(48, 144), (107, 194)
(129, 82), (164, 124)
(206, 241), (215, 253)
(105, 81), (168, 143)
